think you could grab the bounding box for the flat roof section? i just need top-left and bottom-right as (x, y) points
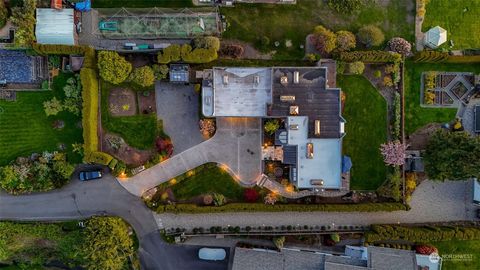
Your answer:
(212, 67), (272, 117)
(269, 67), (341, 138)
(287, 116), (342, 189)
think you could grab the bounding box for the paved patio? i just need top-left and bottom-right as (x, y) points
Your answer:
(119, 118), (263, 196)
(155, 82), (204, 154)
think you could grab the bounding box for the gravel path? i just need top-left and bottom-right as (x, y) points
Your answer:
(157, 180), (477, 230)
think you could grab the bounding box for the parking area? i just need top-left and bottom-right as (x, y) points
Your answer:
(155, 82), (204, 155)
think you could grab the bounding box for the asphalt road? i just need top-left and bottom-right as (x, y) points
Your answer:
(0, 172), (228, 270)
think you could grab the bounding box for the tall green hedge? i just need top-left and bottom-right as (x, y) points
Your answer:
(155, 202), (408, 214)
(365, 224), (480, 244)
(80, 68), (99, 159)
(157, 44), (218, 64)
(339, 51), (402, 63)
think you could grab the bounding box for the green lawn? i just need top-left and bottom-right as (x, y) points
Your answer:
(404, 61), (480, 135)
(92, 0), (193, 8)
(430, 240), (480, 270)
(422, 0), (480, 49)
(337, 75), (388, 190)
(221, 1), (413, 59)
(162, 165), (246, 201)
(101, 81), (166, 150)
(0, 221), (86, 268)
(0, 73), (83, 166)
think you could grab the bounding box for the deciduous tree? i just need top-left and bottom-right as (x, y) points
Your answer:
(97, 51), (132, 84)
(357, 25), (385, 47)
(380, 141), (407, 166)
(336, 30), (356, 51)
(310, 25), (337, 54)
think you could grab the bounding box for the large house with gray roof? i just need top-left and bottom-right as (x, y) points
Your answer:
(202, 66), (347, 191)
(232, 246), (441, 270)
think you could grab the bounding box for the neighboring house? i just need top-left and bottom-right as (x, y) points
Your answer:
(35, 8), (77, 45)
(232, 246), (441, 270)
(202, 66), (347, 191)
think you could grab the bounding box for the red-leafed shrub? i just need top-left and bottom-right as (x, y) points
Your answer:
(219, 44), (244, 59)
(415, 245), (438, 255)
(244, 188), (259, 203)
(155, 137), (173, 158)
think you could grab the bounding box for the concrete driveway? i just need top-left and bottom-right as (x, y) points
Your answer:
(119, 117), (263, 196)
(156, 82), (204, 155)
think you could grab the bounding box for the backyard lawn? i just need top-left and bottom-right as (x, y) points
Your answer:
(422, 0), (480, 49)
(160, 164), (246, 201)
(404, 61), (480, 135)
(337, 75), (387, 190)
(221, 1), (413, 59)
(92, 0), (193, 8)
(101, 81), (166, 150)
(0, 73), (83, 165)
(430, 240), (480, 270)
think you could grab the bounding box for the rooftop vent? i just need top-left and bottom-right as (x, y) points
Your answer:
(289, 106), (299, 115)
(310, 179), (324, 186)
(223, 74), (228, 85)
(280, 95), (295, 102)
(314, 120), (321, 136)
(280, 75), (288, 85)
(293, 71), (299, 84)
(306, 143), (314, 159)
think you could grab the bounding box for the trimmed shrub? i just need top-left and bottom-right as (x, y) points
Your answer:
(366, 225), (480, 243)
(357, 25), (385, 47)
(32, 43), (88, 55)
(415, 244), (438, 255)
(194, 36), (221, 51)
(219, 44), (244, 59)
(80, 68), (99, 158)
(108, 159), (118, 170)
(86, 151), (114, 165)
(374, 70), (382, 78)
(348, 61), (365, 74)
(156, 202), (408, 213)
(157, 44), (181, 64)
(244, 188), (259, 203)
(182, 48), (218, 64)
(129, 66), (155, 87)
(387, 37), (411, 56)
(339, 51), (402, 63)
(97, 51), (132, 84)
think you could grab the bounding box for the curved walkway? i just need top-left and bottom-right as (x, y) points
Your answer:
(119, 118), (263, 196)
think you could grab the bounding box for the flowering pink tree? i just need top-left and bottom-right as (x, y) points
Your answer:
(380, 141), (407, 166)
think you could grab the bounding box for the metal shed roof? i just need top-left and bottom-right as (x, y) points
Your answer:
(36, 9), (75, 45)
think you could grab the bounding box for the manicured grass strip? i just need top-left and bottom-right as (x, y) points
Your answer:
(156, 202), (408, 213)
(165, 166), (246, 201)
(431, 240), (480, 270)
(404, 61), (480, 135)
(337, 75), (387, 190)
(0, 73), (83, 165)
(221, 1), (413, 60)
(92, 0), (193, 8)
(422, 0), (480, 49)
(101, 81), (163, 150)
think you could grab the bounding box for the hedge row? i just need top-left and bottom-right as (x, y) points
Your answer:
(80, 68), (99, 159)
(33, 43), (89, 55)
(339, 51), (402, 63)
(412, 51), (448, 63)
(157, 44), (217, 64)
(365, 224), (480, 244)
(33, 43), (97, 68)
(156, 202), (408, 214)
(85, 151), (114, 166)
(445, 55), (480, 63)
